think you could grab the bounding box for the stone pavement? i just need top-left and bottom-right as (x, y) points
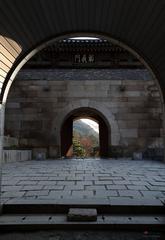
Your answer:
(1, 159), (165, 205)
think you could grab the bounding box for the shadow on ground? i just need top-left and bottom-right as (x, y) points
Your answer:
(0, 231), (164, 240)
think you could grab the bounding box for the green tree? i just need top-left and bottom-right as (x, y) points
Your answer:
(73, 137), (86, 157)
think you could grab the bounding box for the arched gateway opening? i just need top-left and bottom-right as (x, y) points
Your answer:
(3, 34), (164, 161)
(1, 33), (165, 211)
(61, 108), (110, 158)
(1, 0), (165, 232)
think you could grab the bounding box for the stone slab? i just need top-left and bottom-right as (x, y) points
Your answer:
(2, 159), (165, 205)
(67, 208), (97, 221)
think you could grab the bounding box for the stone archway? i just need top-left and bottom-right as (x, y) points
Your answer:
(0, 1), (165, 221)
(0, 1), (165, 167)
(1, 32), (163, 162)
(1, 32), (164, 162)
(61, 107), (110, 158)
(57, 100), (120, 148)
(0, 31), (164, 213)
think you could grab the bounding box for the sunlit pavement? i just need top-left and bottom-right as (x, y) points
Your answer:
(1, 158), (165, 205)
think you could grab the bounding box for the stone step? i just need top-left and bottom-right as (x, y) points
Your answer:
(2, 198), (165, 215)
(0, 213), (165, 231)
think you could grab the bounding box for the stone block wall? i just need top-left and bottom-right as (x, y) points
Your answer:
(2, 150), (32, 163)
(4, 69), (164, 159)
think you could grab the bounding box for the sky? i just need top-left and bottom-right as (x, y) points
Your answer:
(80, 118), (99, 133)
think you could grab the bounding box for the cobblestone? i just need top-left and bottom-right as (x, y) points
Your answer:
(86, 185), (106, 190)
(25, 190), (49, 197)
(106, 184), (127, 190)
(1, 159), (165, 204)
(118, 190), (142, 197)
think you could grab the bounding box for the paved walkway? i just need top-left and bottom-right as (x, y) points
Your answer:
(1, 159), (165, 205)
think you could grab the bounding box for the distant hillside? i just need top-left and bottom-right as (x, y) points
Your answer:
(73, 120), (99, 146)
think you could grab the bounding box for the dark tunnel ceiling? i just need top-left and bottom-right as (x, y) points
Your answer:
(0, 0), (165, 99)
